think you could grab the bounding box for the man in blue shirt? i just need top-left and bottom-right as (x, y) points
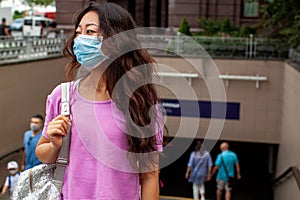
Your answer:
(22, 114), (43, 170)
(212, 142), (241, 200)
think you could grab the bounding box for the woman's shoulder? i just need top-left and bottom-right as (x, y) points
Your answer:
(49, 83), (63, 97)
(203, 151), (212, 158)
(47, 81), (75, 103)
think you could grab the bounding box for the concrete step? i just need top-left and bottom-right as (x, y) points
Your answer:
(160, 196), (199, 200)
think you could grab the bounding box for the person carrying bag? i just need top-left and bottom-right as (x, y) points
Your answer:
(221, 155), (237, 188)
(211, 142), (241, 200)
(12, 82), (71, 200)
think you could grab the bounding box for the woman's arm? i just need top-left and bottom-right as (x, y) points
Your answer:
(36, 115), (70, 164)
(140, 170), (159, 200)
(206, 166), (212, 181)
(36, 137), (60, 164)
(185, 166), (191, 179)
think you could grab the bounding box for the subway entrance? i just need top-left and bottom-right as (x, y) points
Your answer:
(159, 138), (277, 200)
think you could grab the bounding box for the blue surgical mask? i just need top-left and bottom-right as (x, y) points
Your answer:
(30, 123), (41, 132)
(73, 35), (109, 70)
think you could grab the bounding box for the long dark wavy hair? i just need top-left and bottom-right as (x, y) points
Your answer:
(63, 2), (163, 171)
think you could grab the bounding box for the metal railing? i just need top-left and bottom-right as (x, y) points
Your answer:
(0, 35), (293, 66)
(138, 34), (290, 59)
(0, 36), (66, 66)
(273, 166), (300, 190)
(289, 49), (300, 64)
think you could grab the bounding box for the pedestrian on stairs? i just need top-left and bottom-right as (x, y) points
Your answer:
(185, 140), (213, 200)
(1, 161), (21, 199)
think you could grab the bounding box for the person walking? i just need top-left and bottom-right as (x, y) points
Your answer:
(46, 21), (60, 38)
(0, 18), (11, 38)
(1, 161), (21, 199)
(22, 114), (43, 170)
(212, 142), (241, 200)
(36, 2), (164, 199)
(185, 140), (213, 200)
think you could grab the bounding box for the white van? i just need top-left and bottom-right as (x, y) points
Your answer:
(22, 16), (53, 37)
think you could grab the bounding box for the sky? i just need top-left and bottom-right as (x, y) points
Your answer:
(0, 0), (56, 13)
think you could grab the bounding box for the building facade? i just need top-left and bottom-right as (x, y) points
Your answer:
(55, 0), (266, 31)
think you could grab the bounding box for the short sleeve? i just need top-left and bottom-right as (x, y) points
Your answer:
(4, 176), (9, 187)
(234, 153), (239, 164)
(23, 132), (27, 147)
(42, 84), (63, 139)
(187, 152), (195, 167)
(207, 152), (213, 167)
(215, 154), (221, 166)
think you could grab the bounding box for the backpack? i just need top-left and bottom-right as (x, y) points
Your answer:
(0, 24), (5, 36)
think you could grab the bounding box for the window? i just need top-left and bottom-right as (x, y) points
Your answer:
(24, 19), (32, 26)
(35, 20), (41, 26)
(243, 0), (259, 17)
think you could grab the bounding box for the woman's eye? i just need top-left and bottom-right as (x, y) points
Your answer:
(87, 30), (96, 34)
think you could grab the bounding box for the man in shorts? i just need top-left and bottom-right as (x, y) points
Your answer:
(212, 142), (241, 200)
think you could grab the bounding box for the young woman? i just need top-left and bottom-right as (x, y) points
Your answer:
(36, 2), (163, 199)
(185, 140), (213, 200)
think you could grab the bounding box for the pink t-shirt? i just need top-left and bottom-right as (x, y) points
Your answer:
(42, 82), (163, 200)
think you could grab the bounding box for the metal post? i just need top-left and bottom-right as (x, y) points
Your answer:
(176, 32), (181, 54)
(249, 34), (253, 58)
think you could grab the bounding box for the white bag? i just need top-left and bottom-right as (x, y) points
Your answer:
(12, 164), (62, 200)
(12, 82), (71, 200)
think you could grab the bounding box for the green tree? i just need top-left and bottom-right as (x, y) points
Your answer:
(22, 0), (55, 7)
(261, 0), (300, 48)
(198, 17), (251, 37)
(198, 17), (220, 35)
(178, 17), (191, 36)
(220, 17), (239, 36)
(13, 10), (24, 19)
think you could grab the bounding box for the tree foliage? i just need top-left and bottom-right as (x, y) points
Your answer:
(197, 17), (256, 37)
(261, 0), (300, 48)
(178, 17), (191, 36)
(13, 10), (24, 19)
(22, 0), (55, 7)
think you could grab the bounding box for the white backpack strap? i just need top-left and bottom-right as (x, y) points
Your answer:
(61, 82), (70, 116)
(54, 82), (71, 190)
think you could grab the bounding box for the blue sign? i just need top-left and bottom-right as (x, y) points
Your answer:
(161, 99), (240, 120)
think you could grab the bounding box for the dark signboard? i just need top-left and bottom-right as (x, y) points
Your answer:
(161, 99), (240, 120)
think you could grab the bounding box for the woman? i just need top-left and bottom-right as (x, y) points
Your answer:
(185, 140), (213, 200)
(36, 2), (163, 199)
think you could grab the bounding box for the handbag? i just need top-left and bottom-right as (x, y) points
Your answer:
(220, 155), (237, 188)
(12, 82), (71, 200)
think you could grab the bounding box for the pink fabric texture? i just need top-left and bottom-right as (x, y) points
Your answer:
(42, 82), (163, 199)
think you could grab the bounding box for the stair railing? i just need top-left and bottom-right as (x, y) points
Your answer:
(273, 166), (300, 190)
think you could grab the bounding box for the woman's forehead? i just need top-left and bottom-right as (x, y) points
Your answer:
(79, 11), (100, 27)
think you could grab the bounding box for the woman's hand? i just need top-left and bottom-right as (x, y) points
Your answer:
(46, 114), (71, 150)
(36, 114), (71, 164)
(206, 174), (211, 181)
(185, 167), (191, 179)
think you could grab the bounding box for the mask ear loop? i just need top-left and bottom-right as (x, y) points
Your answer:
(98, 36), (103, 41)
